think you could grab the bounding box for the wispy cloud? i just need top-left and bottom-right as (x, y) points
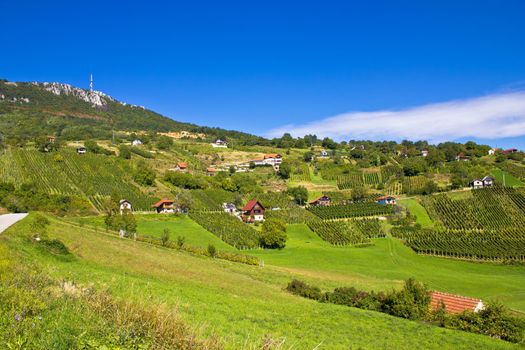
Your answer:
(267, 91), (525, 143)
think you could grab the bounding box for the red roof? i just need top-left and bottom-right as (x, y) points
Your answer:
(242, 199), (264, 211)
(430, 291), (483, 314)
(152, 199), (175, 207)
(309, 196), (330, 204)
(376, 196), (395, 201)
(206, 167), (217, 172)
(264, 153), (282, 159)
(177, 162), (187, 169)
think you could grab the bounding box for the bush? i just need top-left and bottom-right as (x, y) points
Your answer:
(260, 218), (287, 249)
(382, 278), (430, 320)
(207, 244), (217, 257)
(286, 279), (322, 300)
(160, 228), (170, 247)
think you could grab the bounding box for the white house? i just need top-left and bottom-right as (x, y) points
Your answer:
(77, 146), (87, 155)
(132, 139), (143, 146)
(262, 154), (282, 167)
(470, 176), (494, 189)
(482, 176), (494, 187)
(469, 179), (484, 189)
(421, 149), (429, 157)
(119, 199), (132, 213)
(223, 202), (237, 215)
(376, 196), (396, 205)
(488, 148), (496, 155)
(211, 139), (228, 148)
(319, 150), (329, 157)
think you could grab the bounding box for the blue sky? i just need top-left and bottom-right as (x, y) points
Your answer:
(2, 1), (525, 148)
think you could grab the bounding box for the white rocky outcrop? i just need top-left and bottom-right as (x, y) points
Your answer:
(39, 82), (114, 107)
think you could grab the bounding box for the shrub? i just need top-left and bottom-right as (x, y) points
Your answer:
(382, 278), (430, 320)
(207, 244), (217, 257)
(160, 228), (170, 247)
(260, 218), (287, 249)
(176, 235), (186, 248)
(286, 279), (322, 300)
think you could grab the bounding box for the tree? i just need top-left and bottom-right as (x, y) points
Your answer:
(402, 157), (427, 176)
(351, 186), (368, 202)
(161, 228), (170, 246)
(176, 190), (194, 211)
(288, 186), (308, 205)
(207, 244), (217, 257)
(277, 161), (292, 179)
(134, 160), (156, 186)
(156, 135), (173, 150)
(260, 218), (287, 249)
(425, 149), (446, 167)
(229, 165), (236, 174)
(303, 151), (314, 162)
(119, 145), (132, 159)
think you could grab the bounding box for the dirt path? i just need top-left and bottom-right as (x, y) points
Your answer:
(0, 213), (28, 234)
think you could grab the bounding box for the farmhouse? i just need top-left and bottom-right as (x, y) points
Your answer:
(77, 146), (87, 155)
(206, 167), (217, 176)
(131, 139), (143, 146)
(119, 199), (132, 213)
(455, 152), (469, 161)
(502, 148), (518, 154)
(309, 195), (331, 206)
(174, 162), (187, 171)
(430, 291), (484, 314)
(241, 199), (265, 223)
(211, 139), (228, 148)
(488, 148), (496, 155)
(469, 176), (494, 189)
(223, 202), (237, 214)
(421, 149), (429, 157)
(376, 196), (396, 205)
(319, 150), (329, 157)
(152, 199), (176, 213)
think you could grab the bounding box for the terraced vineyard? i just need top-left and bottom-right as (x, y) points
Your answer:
(265, 207), (318, 224)
(189, 211), (261, 248)
(290, 164), (312, 182)
(385, 182), (402, 196)
(422, 187), (525, 230)
(391, 226), (525, 261)
(191, 189), (237, 210)
(498, 162), (525, 181)
(336, 173), (363, 189)
(308, 203), (394, 219)
(307, 218), (386, 245)
(402, 176), (429, 194)
(0, 148), (156, 211)
(363, 171), (381, 186)
(381, 164), (402, 181)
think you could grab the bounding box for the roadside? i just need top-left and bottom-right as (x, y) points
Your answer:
(0, 213), (28, 234)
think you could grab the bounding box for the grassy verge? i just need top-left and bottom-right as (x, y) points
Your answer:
(1, 215), (521, 349)
(397, 198), (434, 228)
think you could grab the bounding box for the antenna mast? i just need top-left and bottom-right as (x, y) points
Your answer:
(90, 73), (93, 96)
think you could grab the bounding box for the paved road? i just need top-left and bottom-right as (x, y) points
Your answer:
(0, 213), (28, 234)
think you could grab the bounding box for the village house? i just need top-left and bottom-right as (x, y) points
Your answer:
(376, 195), (396, 205)
(319, 150), (329, 157)
(174, 162), (188, 171)
(502, 148), (518, 154)
(262, 154), (283, 170)
(152, 199), (176, 213)
(488, 148), (496, 155)
(309, 195), (331, 206)
(469, 176), (494, 189)
(223, 202), (237, 215)
(455, 152), (470, 161)
(206, 167), (217, 176)
(241, 199), (265, 223)
(47, 136), (56, 143)
(131, 139), (143, 146)
(421, 149), (429, 157)
(211, 139), (228, 148)
(119, 199), (132, 213)
(77, 146), (87, 155)
(430, 291), (484, 314)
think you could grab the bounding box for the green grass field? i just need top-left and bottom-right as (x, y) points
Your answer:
(397, 198), (434, 228)
(492, 168), (524, 187)
(2, 215), (522, 349)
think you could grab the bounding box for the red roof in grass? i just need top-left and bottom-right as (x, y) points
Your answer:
(430, 291), (483, 314)
(242, 199), (264, 211)
(177, 162), (187, 169)
(376, 196), (396, 201)
(152, 199), (175, 207)
(264, 153), (282, 159)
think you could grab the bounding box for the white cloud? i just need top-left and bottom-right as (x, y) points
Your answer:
(267, 91), (525, 143)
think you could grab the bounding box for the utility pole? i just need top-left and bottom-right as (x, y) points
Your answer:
(90, 73), (93, 96)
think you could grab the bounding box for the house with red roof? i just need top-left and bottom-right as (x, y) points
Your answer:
(152, 199), (176, 213)
(174, 162), (188, 171)
(309, 195), (331, 206)
(502, 148), (518, 155)
(430, 291), (484, 314)
(206, 167), (217, 176)
(376, 195), (396, 205)
(241, 199), (265, 223)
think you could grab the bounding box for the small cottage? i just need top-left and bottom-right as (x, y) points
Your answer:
(77, 146), (87, 155)
(421, 149), (429, 157)
(153, 199), (176, 213)
(430, 291), (484, 314)
(455, 152), (469, 161)
(309, 195), (331, 206)
(47, 136), (56, 143)
(206, 167), (217, 176)
(376, 196), (396, 205)
(482, 176), (494, 187)
(223, 202), (237, 214)
(488, 148), (496, 155)
(319, 150), (329, 157)
(502, 148), (518, 154)
(175, 162), (188, 171)
(469, 176), (494, 189)
(119, 199), (132, 213)
(241, 199), (265, 223)
(131, 139), (143, 146)
(469, 179), (484, 189)
(211, 139), (228, 148)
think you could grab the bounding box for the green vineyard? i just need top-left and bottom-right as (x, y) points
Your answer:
(308, 203), (394, 219)
(336, 173), (364, 190)
(391, 226), (525, 261)
(189, 211), (261, 249)
(402, 176), (428, 194)
(290, 164), (312, 182)
(0, 148), (156, 211)
(307, 218), (385, 245)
